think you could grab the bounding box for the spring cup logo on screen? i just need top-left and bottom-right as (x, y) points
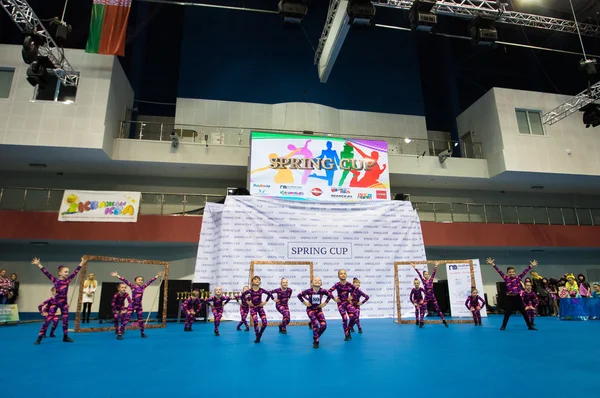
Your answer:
(249, 132), (390, 202)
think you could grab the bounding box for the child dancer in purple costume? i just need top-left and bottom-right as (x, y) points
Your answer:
(182, 289), (203, 332)
(112, 283), (131, 334)
(487, 257), (537, 330)
(412, 263), (448, 327)
(205, 287), (230, 336)
(235, 286), (250, 331)
(34, 257), (85, 345)
(243, 276), (272, 343)
(349, 277), (369, 333)
(328, 269), (358, 341)
(410, 278), (426, 328)
(465, 288), (486, 326)
(521, 281), (539, 326)
(298, 276), (332, 349)
(38, 287), (59, 338)
(271, 278), (293, 334)
(111, 270), (164, 340)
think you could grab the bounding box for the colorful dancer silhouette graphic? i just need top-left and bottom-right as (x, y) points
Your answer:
(309, 141), (340, 186)
(287, 139), (313, 184)
(347, 142), (386, 188)
(337, 143), (355, 186)
(250, 152), (294, 184)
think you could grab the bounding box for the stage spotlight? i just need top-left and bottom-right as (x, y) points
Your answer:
(49, 18), (72, 47)
(227, 187), (250, 196)
(347, 0), (376, 26)
(580, 58), (597, 76)
(469, 16), (497, 46)
(581, 103), (600, 128)
(409, 0), (437, 32)
(26, 57), (52, 88)
(21, 33), (45, 64)
(278, 0), (308, 25)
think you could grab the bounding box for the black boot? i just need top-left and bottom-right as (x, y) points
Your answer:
(34, 337), (42, 345)
(313, 341), (319, 349)
(215, 330), (220, 336)
(416, 319), (419, 326)
(358, 327), (363, 333)
(141, 333), (148, 338)
(63, 336), (74, 343)
(117, 335), (123, 340)
(419, 322), (424, 328)
(443, 320), (449, 328)
(245, 326), (249, 332)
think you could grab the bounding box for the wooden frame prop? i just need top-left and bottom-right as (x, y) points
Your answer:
(249, 260), (313, 327)
(74, 256), (169, 333)
(394, 260), (475, 325)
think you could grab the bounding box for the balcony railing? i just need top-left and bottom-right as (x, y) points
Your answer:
(119, 120), (484, 159)
(1, 187), (599, 226)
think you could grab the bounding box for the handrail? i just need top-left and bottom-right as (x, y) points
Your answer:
(119, 120), (484, 159)
(0, 187), (598, 226)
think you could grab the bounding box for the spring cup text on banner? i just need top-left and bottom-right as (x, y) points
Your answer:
(249, 132), (390, 202)
(58, 190), (141, 222)
(194, 196), (426, 321)
(446, 259), (487, 318)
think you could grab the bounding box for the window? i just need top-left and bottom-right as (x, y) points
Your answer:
(0, 67), (15, 99)
(34, 71), (79, 103)
(516, 109), (545, 136)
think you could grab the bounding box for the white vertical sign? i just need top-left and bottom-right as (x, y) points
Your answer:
(446, 259), (487, 318)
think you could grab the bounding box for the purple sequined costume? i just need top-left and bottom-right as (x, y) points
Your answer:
(38, 298), (59, 336)
(492, 264), (533, 329)
(37, 265), (82, 338)
(111, 292), (131, 332)
(235, 294), (249, 330)
(298, 288), (332, 343)
(521, 290), (539, 325)
(271, 287), (293, 332)
(350, 288), (370, 330)
(182, 296), (203, 330)
(242, 288), (272, 339)
(410, 287), (426, 323)
(328, 282), (358, 338)
(465, 295), (485, 324)
(118, 276), (157, 336)
(414, 268), (446, 321)
(205, 295), (230, 333)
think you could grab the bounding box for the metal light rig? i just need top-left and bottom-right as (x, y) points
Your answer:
(0, 0), (79, 86)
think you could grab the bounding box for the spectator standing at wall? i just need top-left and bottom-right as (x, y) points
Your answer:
(7, 273), (19, 304)
(0, 269), (10, 304)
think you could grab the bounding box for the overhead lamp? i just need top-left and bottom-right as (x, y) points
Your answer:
(21, 33), (45, 64)
(409, 0), (437, 32)
(580, 103), (600, 128)
(580, 58), (597, 76)
(469, 16), (498, 46)
(26, 57), (53, 88)
(347, 0), (376, 26)
(278, 0), (308, 25)
(404, 138), (411, 143)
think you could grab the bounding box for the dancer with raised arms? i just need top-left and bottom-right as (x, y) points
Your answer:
(412, 263), (448, 327)
(298, 276), (332, 349)
(271, 278), (293, 334)
(111, 270), (164, 340)
(328, 269), (358, 341)
(205, 287), (230, 336)
(33, 256), (86, 345)
(349, 277), (369, 333)
(242, 276), (272, 343)
(487, 257), (537, 330)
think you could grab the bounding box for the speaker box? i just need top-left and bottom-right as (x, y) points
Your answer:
(431, 280), (450, 315)
(98, 282), (120, 321)
(496, 281), (507, 311)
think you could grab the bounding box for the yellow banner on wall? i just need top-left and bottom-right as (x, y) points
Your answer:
(0, 304), (19, 323)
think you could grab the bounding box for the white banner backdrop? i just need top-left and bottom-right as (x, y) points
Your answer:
(195, 196), (426, 321)
(396, 263), (429, 319)
(58, 190), (141, 222)
(446, 259), (488, 318)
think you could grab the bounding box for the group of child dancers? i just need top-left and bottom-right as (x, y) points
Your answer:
(181, 269), (370, 348)
(32, 255), (550, 346)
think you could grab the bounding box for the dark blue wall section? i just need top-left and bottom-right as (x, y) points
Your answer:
(178, 2), (425, 116)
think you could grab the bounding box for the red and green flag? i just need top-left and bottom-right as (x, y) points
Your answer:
(85, 0), (132, 57)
